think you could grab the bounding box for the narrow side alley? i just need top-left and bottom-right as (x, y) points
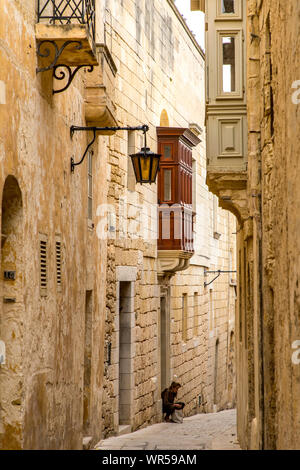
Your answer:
(95, 410), (241, 451)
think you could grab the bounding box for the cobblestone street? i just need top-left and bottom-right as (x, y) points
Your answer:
(95, 409), (241, 451)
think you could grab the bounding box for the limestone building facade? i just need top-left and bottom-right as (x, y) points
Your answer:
(202, 0), (300, 450)
(0, 0), (108, 450)
(100, 0), (237, 438)
(0, 0), (236, 449)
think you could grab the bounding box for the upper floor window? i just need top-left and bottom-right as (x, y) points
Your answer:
(216, 0), (242, 20)
(222, 36), (236, 93)
(222, 0), (235, 14)
(217, 30), (243, 98)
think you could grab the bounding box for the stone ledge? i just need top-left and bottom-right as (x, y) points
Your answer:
(157, 250), (193, 277)
(206, 170), (249, 224)
(35, 23), (98, 67)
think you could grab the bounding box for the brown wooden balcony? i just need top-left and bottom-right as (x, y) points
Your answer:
(156, 127), (200, 277)
(158, 205), (194, 253)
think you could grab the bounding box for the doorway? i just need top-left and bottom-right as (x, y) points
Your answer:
(83, 290), (93, 436)
(118, 281), (134, 427)
(160, 287), (170, 393)
(0, 176), (23, 449)
(214, 339), (220, 406)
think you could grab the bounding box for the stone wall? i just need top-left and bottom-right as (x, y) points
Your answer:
(0, 0), (107, 449)
(236, 0), (300, 450)
(0, 0), (238, 448)
(101, 0), (236, 438)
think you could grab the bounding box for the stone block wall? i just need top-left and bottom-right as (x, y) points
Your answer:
(236, 0), (300, 450)
(101, 0), (236, 438)
(0, 0), (107, 449)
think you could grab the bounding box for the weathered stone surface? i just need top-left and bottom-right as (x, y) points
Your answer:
(206, 0), (300, 451)
(101, 0), (236, 439)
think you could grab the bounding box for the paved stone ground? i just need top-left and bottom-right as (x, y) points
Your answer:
(95, 409), (241, 450)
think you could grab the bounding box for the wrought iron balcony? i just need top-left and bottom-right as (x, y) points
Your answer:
(37, 0), (95, 42)
(36, 0), (98, 93)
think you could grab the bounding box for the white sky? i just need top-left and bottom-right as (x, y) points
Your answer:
(174, 0), (205, 50)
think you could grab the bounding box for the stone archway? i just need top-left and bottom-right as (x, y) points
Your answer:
(0, 176), (24, 449)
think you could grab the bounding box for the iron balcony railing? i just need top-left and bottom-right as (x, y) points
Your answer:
(37, 0), (95, 41)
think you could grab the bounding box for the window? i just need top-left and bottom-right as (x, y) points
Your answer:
(88, 152), (93, 223)
(182, 294), (188, 342)
(163, 169), (172, 201)
(194, 292), (199, 336)
(222, 0), (235, 14)
(163, 144), (172, 160)
(217, 31), (242, 98)
(217, 0), (241, 19)
(222, 36), (236, 93)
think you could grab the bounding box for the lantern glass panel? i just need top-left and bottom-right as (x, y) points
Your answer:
(140, 155), (151, 181)
(150, 156), (159, 182)
(131, 155), (141, 182)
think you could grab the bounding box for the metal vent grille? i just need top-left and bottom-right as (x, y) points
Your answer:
(40, 239), (47, 291)
(56, 240), (62, 287)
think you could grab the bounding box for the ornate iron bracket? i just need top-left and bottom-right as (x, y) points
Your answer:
(36, 40), (94, 94)
(204, 270), (237, 287)
(36, 40), (83, 73)
(53, 64), (93, 94)
(70, 125), (149, 173)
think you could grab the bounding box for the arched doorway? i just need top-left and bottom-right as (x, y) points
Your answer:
(0, 176), (24, 449)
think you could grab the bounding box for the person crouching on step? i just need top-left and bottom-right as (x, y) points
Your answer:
(161, 382), (185, 422)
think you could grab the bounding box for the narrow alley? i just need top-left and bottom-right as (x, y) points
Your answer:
(95, 409), (240, 451)
(0, 0), (299, 452)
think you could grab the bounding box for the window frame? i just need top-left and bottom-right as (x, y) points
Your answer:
(216, 0), (243, 21)
(216, 29), (243, 100)
(161, 167), (175, 203)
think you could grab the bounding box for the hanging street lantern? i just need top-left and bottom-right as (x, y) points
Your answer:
(130, 127), (161, 184)
(130, 147), (160, 184)
(70, 124), (161, 184)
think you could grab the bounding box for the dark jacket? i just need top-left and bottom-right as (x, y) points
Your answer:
(161, 388), (178, 414)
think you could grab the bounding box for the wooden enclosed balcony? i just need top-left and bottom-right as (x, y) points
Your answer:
(158, 205), (194, 253)
(157, 127), (200, 277)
